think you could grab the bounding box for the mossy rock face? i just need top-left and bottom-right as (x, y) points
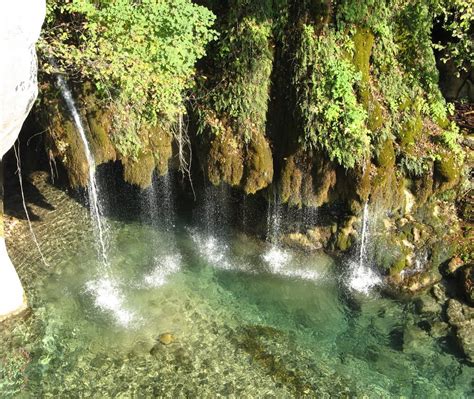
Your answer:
(371, 165), (404, 212)
(332, 161), (371, 214)
(86, 109), (116, 166)
(243, 133), (273, 195)
(41, 82), (117, 188)
(433, 154), (460, 192)
(352, 28), (374, 107)
(280, 149), (336, 208)
(410, 168), (434, 206)
(207, 129), (244, 187)
(352, 27), (385, 134)
(334, 216), (357, 252)
(281, 153), (304, 207)
(457, 264), (474, 305)
(149, 125), (173, 176)
(430, 240), (456, 272)
(336, 230), (353, 252)
(82, 84), (116, 165)
(368, 99), (384, 132)
(45, 104), (90, 188)
(389, 255), (407, 276)
(122, 151), (156, 188)
(399, 114), (423, 153)
(375, 139), (395, 169)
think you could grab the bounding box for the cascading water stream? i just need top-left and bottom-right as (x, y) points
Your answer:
(55, 74), (109, 267)
(358, 201), (369, 269)
(55, 73), (135, 326)
(348, 202), (381, 294)
(266, 187), (282, 245)
(263, 187), (291, 270)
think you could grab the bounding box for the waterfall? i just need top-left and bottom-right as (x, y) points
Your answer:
(203, 184), (230, 235)
(348, 202), (381, 294)
(358, 202), (369, 269)
(263, 187), (291, 270)
(142, 172), (174, 231)
(266, 187), (282, 245)
(55, 74), (109, 267)
(55, 74), (135, 326)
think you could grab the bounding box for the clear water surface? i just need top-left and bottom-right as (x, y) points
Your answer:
(1, 176), (472, 398)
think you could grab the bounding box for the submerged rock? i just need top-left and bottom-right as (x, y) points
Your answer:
(446, 299), (474, 363)
(429, 321), (449, 339)
(415, 295), (441, 316)
(431, 283), (447, 303)
(158, 332), (175, 346)
(403, 324), (431, 354)
(458, 264), (474, 306)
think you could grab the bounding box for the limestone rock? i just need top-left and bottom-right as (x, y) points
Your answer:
(447, 256), (464, 275)
(0, 0), (45, 321)
(430, 283), (447, 303)
(0, 1), (45, 157)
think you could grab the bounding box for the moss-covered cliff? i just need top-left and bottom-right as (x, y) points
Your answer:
(31, 0), (472, 289)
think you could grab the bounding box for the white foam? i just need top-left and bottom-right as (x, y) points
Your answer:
(262, 245), (321, 282)
(86, 278), (135, 327)
(347, 260), (381, 295)
(262, 246), (291, 271)
(191, 231), (233, 270)
(144, 254), (181, 287)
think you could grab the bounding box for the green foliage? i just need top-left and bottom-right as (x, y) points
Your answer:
(433, 0), (474, 74)
(197, 1), (276, 142)
(40, 0), (217, 157)
(293, 26), (370, 168)
(341, 0), (464, 161)
(442, 122), (463, 156)
(399, 154), (432, 177)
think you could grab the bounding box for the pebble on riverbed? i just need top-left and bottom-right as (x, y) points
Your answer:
(158, 333), (175, 345)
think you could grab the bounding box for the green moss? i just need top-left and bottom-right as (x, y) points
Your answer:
(368, 99), (384, 131)
(48, 113), (89, 188)
(149, 125), (173, 176)
(280, 150), (336, 208)
(243, 132), (273, 195)
(336, 232), (352, 252)
(352, 27), (374, 107)
(375, 139), (395, 169)
(434, 155), (459, 185)
(122, 151), (156, 188)
(390, 256), (406, 276)
(399, 114), (423, 152)
(207, 129), (244, 187)
(86, 110), (116, 166)
(281, 154), (304, 208)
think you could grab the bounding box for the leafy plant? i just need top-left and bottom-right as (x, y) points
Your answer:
(39, 0), (217, 157)
(293, 26), (370, 168)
